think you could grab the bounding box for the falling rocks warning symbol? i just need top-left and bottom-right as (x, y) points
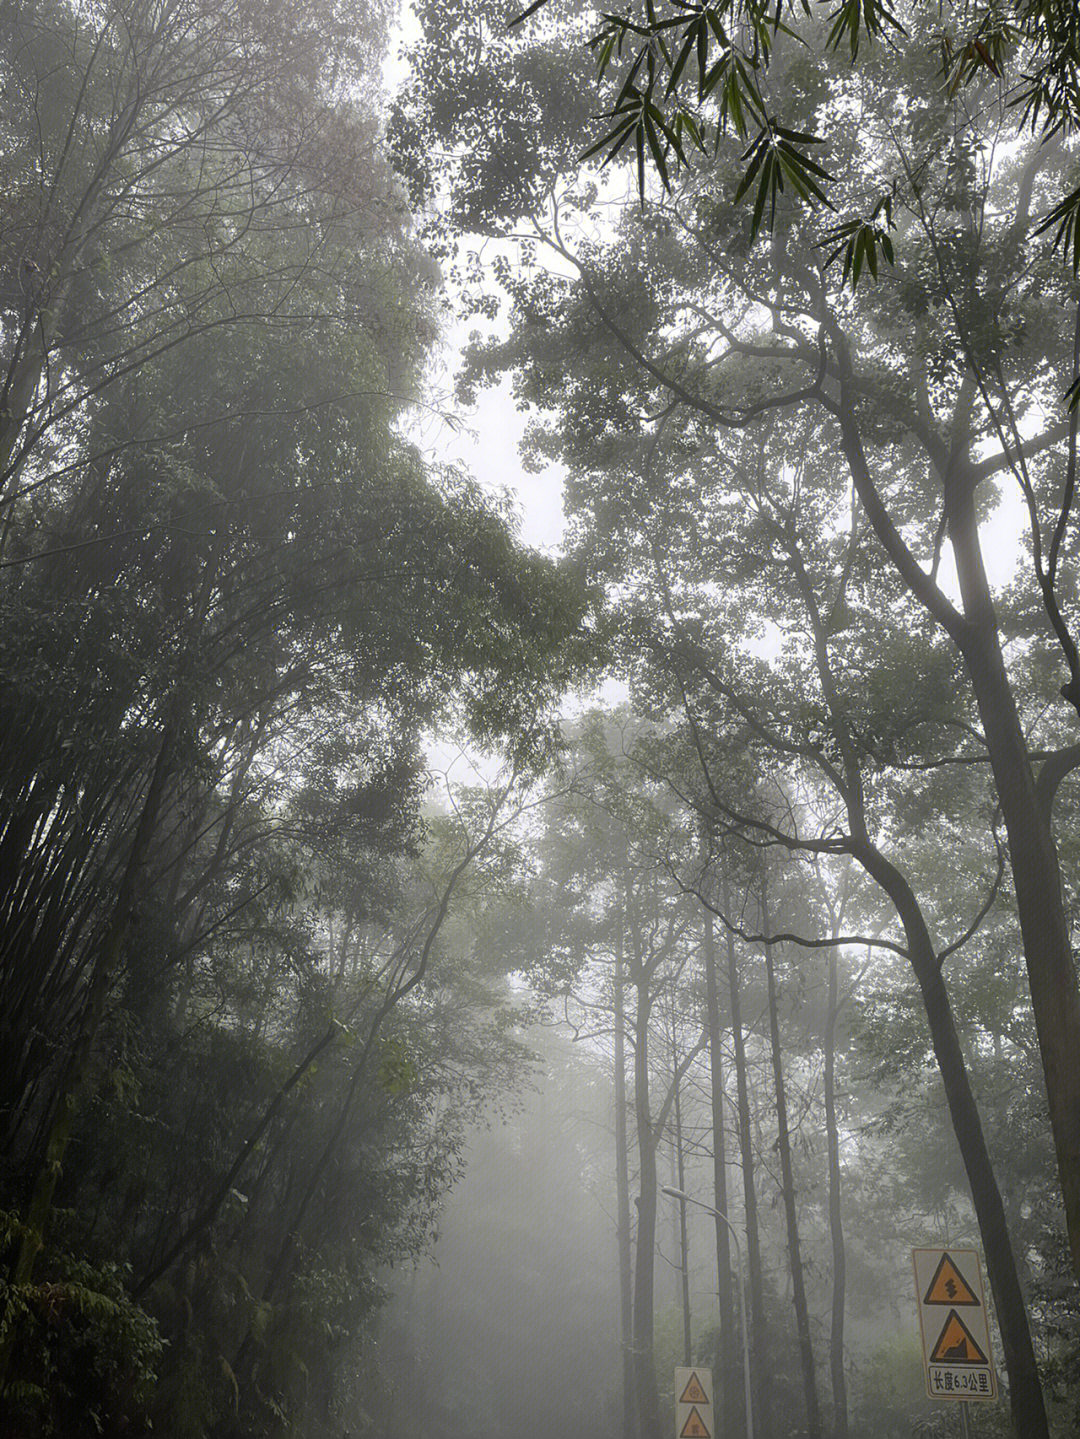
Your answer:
(930, 1310), (990, 1366)
(678, 1373), (709, 1406)
(679, 1407), (711, 1439)
(923, 1253), (978, 1307)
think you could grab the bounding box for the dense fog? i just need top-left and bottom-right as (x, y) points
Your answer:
(2, 2), (1080, 1437)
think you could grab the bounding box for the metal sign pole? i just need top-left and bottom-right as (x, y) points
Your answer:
(959, 1400), (972, 1438)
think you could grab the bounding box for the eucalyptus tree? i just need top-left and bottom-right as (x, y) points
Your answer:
(577, 412), (1052, 1433)
(523, 718), (853, 1438)
(698, 911), (739, 1423)
(398, 0), (1080, 1296)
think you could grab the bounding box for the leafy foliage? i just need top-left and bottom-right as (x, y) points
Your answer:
(0, 2), (586, 1433)
(507, 0), (1080, 282)
(0, 1223), (163, 1435)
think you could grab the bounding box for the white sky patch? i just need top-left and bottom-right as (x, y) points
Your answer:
(382, 2), (417, 95)
(403, 314), (568, 557)
(933, 462), (1027, 604)
(979, 471), (1027, 589)
(741, 618), (786, 662)
(435, 374), (567, 556)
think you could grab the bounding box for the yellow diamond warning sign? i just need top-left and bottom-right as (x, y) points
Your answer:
(913, 1248), (997, 1404)
(678, 1373), (709, 1406)
(923, 1252), (979, 1307)
(679, 1407), (711, 1439)
(929, 1311), (989, 1366)
(674, 1365), (713, 1439)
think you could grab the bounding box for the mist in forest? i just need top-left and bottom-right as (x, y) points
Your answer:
(377, 1031), (622, 1439)
(2, 1), (1080, 1437)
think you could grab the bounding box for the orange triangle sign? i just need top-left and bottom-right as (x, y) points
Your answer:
(930, 1310), (989, 1365)
(680, 1407), (711, 1439)
(923, 1253), (978, 1306)
(678, 1373), (709, 1405)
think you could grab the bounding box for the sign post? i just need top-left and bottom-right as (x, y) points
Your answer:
(674, 1366), (713, 1439)
(912, 1247), (997, 1424)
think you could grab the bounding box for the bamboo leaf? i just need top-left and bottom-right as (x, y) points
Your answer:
(643, 111), (671, 189)
(666, 25), (700, 97)
(508, 0), (549, 27)
(750, 153), (774, 236)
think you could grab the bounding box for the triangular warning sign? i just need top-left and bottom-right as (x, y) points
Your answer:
(678, 1372), (709, 1405)
(679, 1407), (711, 1439)
(930, 1310), (990, 1366)
(923, 1253), (979, 1306)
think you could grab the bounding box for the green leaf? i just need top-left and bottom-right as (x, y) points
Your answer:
(751, 152), (774, 234)
(508, 0), (549, 28)
(643, 111), (670, 189)
(675, 109), (706, 153)
(666, 25), (700, 98)
(706, 8), (728, 46)
(734, 131), (770, 206)
(595, 30), (618, 76)
(1034, 185), (1080, 275)
(701, 50), (730, 100)
(580, 116), (636, 164)
(826, 0), (906, 60)
(819, 212), (897, 290)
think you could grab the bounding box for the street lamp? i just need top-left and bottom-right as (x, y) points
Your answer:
(661, 1186), (755, 1439)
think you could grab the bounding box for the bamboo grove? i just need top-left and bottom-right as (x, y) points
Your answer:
(3, 0), (1080, 1436)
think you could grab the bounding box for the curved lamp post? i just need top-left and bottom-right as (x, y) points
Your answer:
(661, 1186), (755, 1439)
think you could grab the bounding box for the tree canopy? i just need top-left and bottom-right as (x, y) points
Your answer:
(506, 0), (1080, 281)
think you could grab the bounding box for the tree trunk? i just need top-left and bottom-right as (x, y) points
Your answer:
(703, 913), (738, 1422)
(669, 993), (692, 1366)
(761, 872), (823, 1439)
(837, 380), (1080, 1279)
(632, 961), (663, 1439)
(824, 943), (849, 1439)
(947, 476), (1080, 1278)
(724, 882), (768, 1436)
(856, 841), (1050, 1438)
(614, 921), (638, 1439)
(0, 338), (46, 498)
(0, 722), (175, 1388)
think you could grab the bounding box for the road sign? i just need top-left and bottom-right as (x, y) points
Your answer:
(913, 1248), (997, 1403)
(923, 1252), (979, 1307)
(679, 1409), (710, 1438)
(674, 1367), (713, 1439)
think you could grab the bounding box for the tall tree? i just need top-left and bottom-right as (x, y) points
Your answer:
(701, 913), (738, 1424)
(397, 0), (1080, 1281)
(760, 863), (823, 1439)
